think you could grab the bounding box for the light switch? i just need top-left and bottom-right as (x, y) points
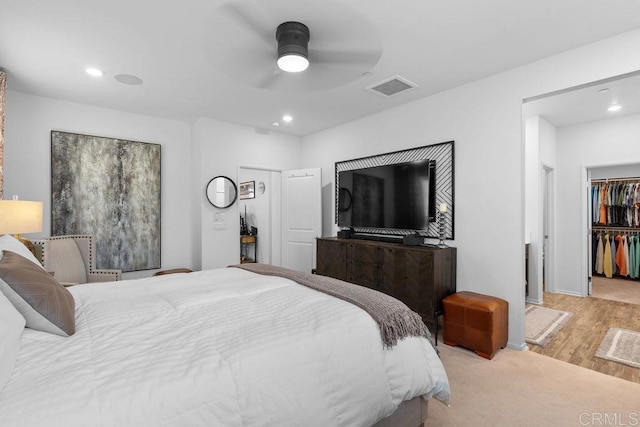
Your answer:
(213, 212), (226, 230)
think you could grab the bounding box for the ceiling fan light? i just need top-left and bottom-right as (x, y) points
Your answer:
(277, 54), (309, 73)
(276, 21), (310, 73)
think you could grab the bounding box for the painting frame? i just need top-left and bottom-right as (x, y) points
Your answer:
(50, 131), (161, 272)
(239, 181), (255, 200)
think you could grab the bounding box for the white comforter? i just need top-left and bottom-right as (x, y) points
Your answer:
(0, 267), (449, 427)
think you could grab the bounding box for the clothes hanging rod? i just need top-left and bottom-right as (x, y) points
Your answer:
(592, 225), (640, 232)
(591, 177), (640, 183)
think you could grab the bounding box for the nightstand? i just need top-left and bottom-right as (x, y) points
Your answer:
(240, 235), (257, 263)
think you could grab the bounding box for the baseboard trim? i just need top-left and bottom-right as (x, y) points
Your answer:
(507, 341), (528, 351)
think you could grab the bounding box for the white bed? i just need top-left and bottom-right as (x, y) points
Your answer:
(0, 260), (449, 426)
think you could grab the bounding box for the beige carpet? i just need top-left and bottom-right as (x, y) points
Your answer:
(595, 328), (640, 369)
(525, 305), (573, 347)
(428, 344), (640, 426)
(591, 277), (640, 305)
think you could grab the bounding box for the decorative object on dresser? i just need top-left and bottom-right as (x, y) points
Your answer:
(442, 291), (509, 359)
(0, 196), (43, 256)
(315, 237), (456, 334)
(50, 131), (161, 272)
(33, 235), (122, 285)
(437, 202), (448, 248)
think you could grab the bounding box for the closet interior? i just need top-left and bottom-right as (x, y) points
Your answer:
(591, 177), (640, 281)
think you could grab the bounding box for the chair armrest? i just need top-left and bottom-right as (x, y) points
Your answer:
(88, 269), (122, 282)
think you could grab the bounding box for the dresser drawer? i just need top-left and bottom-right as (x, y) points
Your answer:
(346, 244), (381, 264)
(347, 261), (378, 288)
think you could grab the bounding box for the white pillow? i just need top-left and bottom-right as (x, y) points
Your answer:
(0, 289), (26, 392)
(0, 234), (43, 268)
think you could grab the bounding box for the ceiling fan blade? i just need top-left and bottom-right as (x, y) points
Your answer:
(218, 2), (273, 47)
(310, 49), (381, 66)
(254, 67), (283, 90)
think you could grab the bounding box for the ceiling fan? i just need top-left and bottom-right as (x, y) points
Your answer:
(204, 0), (383, 92)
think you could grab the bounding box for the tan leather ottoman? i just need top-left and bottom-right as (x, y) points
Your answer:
(443, 291), (508, 359)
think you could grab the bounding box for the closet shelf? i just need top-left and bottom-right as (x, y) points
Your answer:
(592, 225), (640, 231)
(591, 177), (640, 184)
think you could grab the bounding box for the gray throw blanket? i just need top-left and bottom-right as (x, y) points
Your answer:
(231, 263), (431, 348)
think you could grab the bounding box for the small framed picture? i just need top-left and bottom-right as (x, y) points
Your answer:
(239, 181), (255, 200)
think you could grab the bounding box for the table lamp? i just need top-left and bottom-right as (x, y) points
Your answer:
(0, 197), (44, 256)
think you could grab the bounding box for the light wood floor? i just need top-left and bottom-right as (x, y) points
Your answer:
(528, 291), (640, 384)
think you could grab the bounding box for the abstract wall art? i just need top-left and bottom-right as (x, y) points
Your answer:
(51, 131), (161, 272)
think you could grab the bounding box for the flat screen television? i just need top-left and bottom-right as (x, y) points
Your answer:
(337, 159), (436, 232)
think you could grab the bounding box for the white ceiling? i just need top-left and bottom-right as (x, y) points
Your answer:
(2, 0), (640, 136)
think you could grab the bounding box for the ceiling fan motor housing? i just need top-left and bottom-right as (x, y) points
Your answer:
(276, 21), (310, 60)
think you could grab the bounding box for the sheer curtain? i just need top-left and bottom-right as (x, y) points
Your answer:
(0, 71), (7, 199)
(0, 71), (5, 198)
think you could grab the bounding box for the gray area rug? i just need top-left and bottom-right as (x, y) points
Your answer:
(595, 328), (640, 369)
(525, 305), (573, 347)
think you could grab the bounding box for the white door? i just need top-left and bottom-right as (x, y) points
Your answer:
(281, 168), (322, 273)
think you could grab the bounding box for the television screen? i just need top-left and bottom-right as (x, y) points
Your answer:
(337, 159), (435, 231)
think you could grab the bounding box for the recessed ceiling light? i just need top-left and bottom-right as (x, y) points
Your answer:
(608, 105), (622, 112)
(114, 74), (143, 85)
(85, 68), (104, 77)
(598, 88), (610, 94)
(272, 122), (280, 127)
(282, 115), (293, 123)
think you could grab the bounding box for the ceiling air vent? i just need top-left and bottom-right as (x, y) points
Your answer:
(365, 75), (418, 97)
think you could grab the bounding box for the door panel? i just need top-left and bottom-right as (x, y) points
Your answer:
(282, 168), (322, 273)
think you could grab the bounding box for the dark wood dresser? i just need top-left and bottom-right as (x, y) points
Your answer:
(316, 237), (457, 330)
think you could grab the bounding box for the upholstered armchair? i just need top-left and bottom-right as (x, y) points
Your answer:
(34, 235), (121, 285)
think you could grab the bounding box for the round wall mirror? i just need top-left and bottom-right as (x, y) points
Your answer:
(206, 176), (238, 208)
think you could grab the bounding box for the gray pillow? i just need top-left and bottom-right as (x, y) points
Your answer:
(0, 251), (75, 337)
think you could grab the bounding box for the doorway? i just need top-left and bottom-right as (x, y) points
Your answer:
(586, 163), (640, 305)
(238, 165), (322, 272)
(238, 166), (282, 266)
(542, 165), (554, 294)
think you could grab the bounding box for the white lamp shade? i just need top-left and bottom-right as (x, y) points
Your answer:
(277, 54), (309, 73)
(0, 200), (44, 234)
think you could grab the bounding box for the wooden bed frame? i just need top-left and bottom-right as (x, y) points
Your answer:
(372, 396), (429, 427)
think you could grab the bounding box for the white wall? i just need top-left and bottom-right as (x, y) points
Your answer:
(556, 112), (640, 295)
(4, 91), (193, 279)
(301, 28), (640, 349)
(591, 164), (640, 179)
(192, 117), (301, 270)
